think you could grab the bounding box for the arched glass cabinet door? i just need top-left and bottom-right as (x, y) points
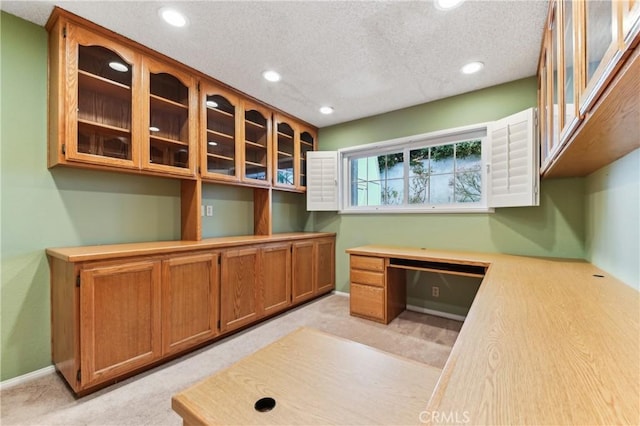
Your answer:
(242, 102), (271, 185)
(273, 115), (296, 188)
(143, 57), (196, 177)
(201, 83), (240, 182)
(66, 24), (139, 169)
(298, 128), (316, 190)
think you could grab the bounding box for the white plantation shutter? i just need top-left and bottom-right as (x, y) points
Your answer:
(489, 108), (539, 207)
(307, 151), (339, 211)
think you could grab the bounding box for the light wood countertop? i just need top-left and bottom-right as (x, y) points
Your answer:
(172, 327), (442, 425)
(46, 232), (335, 262)
(347, 245), (640, 425)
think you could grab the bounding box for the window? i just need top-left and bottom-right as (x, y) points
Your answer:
(349, 139), (485, 210)
(307, 108), (538, 213)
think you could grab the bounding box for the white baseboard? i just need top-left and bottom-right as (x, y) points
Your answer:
(332, 290), (349, 297)
(406, 304), (466, 322)
(0, 365), (55, 391)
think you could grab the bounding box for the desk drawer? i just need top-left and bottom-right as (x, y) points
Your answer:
(351, 255), (385, 272)
(350, 269), (384, 287)
(350, 283), (385, 321)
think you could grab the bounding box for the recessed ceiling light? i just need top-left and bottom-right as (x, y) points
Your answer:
(159, 8), (188, 27)
(319, 106), (334, 115)
(108, 61), (128, 72)
(206, 100), (218, 108)
(208, 141), (218, 146)
(149, 126), (160, 132)
(461, 61), (484, 74)
(262, 70), (281, 82)
(434, 0), (465, 10)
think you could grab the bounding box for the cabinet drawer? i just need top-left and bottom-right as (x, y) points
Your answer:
(351, 255), (385, 272)
(350, 269), (384, 287)
(350, 283), (385, 321)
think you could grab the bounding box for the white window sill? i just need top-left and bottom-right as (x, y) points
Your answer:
(339, 206), (495, 214)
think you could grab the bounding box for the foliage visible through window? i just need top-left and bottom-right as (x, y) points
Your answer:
(350, 140), (483, 208)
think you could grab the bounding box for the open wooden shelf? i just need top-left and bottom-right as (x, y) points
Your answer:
(78, 70), (130, 99)
(78, 118), (130, 136)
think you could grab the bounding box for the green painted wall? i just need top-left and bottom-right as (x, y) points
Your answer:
(200, 183), (310, 237)
(585, 149), (640, 289)
(317, 77), (586, 313)
(0, 12), (309, 381)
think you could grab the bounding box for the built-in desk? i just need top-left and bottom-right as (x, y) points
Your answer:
(348, 247), (487, 323)
(347, 245), (640, 425)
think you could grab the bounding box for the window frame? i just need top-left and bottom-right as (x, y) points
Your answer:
(339, 123), (493, 214)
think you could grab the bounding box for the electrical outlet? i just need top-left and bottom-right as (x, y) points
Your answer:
(432, 286), (440, 298)
(206, 205), (213, 216)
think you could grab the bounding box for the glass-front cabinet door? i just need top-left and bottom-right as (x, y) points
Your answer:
(242, 102), (271, 185)
(200, 83), (240, 182)
(298, 127), (316, 190)
(550, 4), (561, 157)
(273, 115), (296, 189)
(578, 0), (620, 113)
(560, 0), (579, 140)
(621, 0), (640, 44)
(142, 57), (196, 177)
(65, 24), (140, 169)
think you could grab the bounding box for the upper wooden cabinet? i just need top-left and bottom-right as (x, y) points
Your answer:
(272, 114), (317, 191)
(539, 0), (640, 177)
(48, 17), (196, 178)
(143, 58), (197, 176)
(273, 115), (297, 189)
(49, 22), (141, 170)
(46, 8), (318, 191)
(242, 101), (272, 186)
(298, 127), (317, 190)
(200, 82), (241, 182)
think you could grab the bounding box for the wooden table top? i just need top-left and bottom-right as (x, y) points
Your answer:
(171, 327), (442, 425)
(347, 245), (640, 425)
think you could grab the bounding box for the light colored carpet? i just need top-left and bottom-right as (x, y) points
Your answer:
(0, 294), (461, 425)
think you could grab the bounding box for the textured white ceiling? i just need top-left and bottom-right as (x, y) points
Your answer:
(1, 0), (548, 128)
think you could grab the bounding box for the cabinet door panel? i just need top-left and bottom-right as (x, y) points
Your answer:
(579, 0), (621, 113)
(273, 115), (297, 189)
(142, 57), (197, 177)
(298, 128), (316, 190)
(65, 24), (140, 170)
(292, 241), (315, 304)
(315, 239), (335, 294)
(261, 243), (291, 315)
(201, 83), (241, 182)
(242, 101), (272, 185)
(220, 248), (259, 332)
(162, 253), (218, 356)
(80, 260), (161, 387)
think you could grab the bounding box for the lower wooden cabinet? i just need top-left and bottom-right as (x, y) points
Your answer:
(261, 243), (292, 316)
(220, 248), (260, 333)
(80, 260), (162, 387)
(292, 240), (315, 303)
(292, 237), (336, 304)
(162, 253), (219, 356)
(48, 233), (335, 395)
(316, 238), (336, 294)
